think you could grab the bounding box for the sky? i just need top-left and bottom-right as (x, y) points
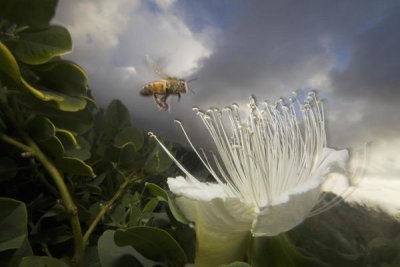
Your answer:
(54, 0), (400, 214)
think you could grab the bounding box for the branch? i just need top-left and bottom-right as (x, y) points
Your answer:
(23, 136), (84, 266)
(0, 133), (34, 153)
(1, 132), (84, 266)
(82, 177), (133, 248)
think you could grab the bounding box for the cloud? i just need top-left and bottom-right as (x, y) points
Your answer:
(54, 0), (210, 102)
(331, 9), (400, 103)
(183, 0), (400, 148)
(323, 137), (400, 218)
(54, 0), (400, 150)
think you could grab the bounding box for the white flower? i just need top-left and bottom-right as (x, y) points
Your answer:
(149, 92), (350, 267)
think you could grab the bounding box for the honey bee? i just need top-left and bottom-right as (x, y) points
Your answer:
(140, 56), (192, 111)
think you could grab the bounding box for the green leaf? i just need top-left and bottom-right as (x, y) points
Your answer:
(14, 25), (72, 65)
(0, 42), (21, 82)
(0, 0), (58, 29)
(105, 100), (131, 136)
(55, 128), (79, 149)
(117, 144), (139, 170)
(39, 136), (65, 159)
(146, 183), (168, 201)
(0, 198), (29, 266)
(17, 94), (95, 134)
(55, 157), (95, 178)
(146, 183), (189, 224)
(0, 198), (27, 251)
(0, 157), (17, 180)
(249, 234), (328, 267)
(144, 145), (173, 174)
(21, 78), (88, 111)
(114, 127), (144, 151)
(18, 256), (69, 267)
(98, 230), (155, 267)
(114, 226), (187, 266)
(34, 60), (88, 96)
(27, 116), (64, 158)
(62, 136), (91, 161)
(142, 198), (159, 213)
(220, 262), (252, 267)
(27, 116), (55, 142)
(82, 246), (101, 267)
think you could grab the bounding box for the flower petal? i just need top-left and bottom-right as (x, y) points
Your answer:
(168, 176), (256, 232)
(251, 185), (320, 237)
(167, 176), (229, 201)
(168, 176), (256, 266)
(314, 148), (349, 178)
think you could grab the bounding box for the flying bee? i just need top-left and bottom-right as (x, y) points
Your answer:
(140, 55), (193, 111)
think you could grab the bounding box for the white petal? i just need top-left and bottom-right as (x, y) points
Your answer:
(314, 148), (349, 178)
(174, 197), (255, 267)
(168, 177), (256, 266)
(251, 185), (321, 236)
(167, 176), (228, 201)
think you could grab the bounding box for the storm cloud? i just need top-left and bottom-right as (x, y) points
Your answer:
(54, 0), (400, 149)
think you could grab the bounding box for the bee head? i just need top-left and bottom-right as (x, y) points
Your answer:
(179, 79), (189, 93)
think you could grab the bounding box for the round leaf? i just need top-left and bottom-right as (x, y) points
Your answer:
(34, 60), (88, 96)
(118, 144), (140, 169)
(0, 0), (58, 29)
(27, 116), (55, 142)
(62, 136), (91, 161)
(98, 230), (153, 267)
(17, 94), (95, 134)
(14, 25), (72, 65)
(55, 157), (95, 178)
(105, 100), (131, 136)
(0, 42), (21, 82)
(144, 145), (173, 174)
(0, 198), (27, 252)
(220, 262), (252, 267)
(114, 127), (144, 151)
(0, 157), (17, 180)
(18, 256), (69, 267)
(146, 183), (189, 224)
(21, 79), (87, 111)
(114, 226), (187, 266)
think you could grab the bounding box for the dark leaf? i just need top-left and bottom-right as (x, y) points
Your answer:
(0, 41), (21, 82)
(114, 226), (187, 266)
(0, 0), (58, 29)
(34, 60), (88, 96)
(18, 256), (69, 267)
(0, 157), (17, 180)
(114, 127), (144, 151)
(105, 100), (131, 136)
(0, 198), (30, 266)
(14, 25), (72, 65)
(55, 157), (95, 178)
(98, 230), (155, 267)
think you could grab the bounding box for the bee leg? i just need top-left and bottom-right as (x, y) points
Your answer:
(154, 95), (168, 111)
(177, 93), (181, 101)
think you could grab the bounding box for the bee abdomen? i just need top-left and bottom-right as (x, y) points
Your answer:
(140, 85), (153, 96)
(140, 81), (167, 96)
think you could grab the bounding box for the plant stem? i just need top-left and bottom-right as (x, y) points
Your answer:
(1, 133), (84, 266)
(24, 137), (84, 266)
(82, 177), (132, 249)
(0, 133), (33, 153)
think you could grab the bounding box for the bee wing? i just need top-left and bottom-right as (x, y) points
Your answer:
(145, 55), (171, 79)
